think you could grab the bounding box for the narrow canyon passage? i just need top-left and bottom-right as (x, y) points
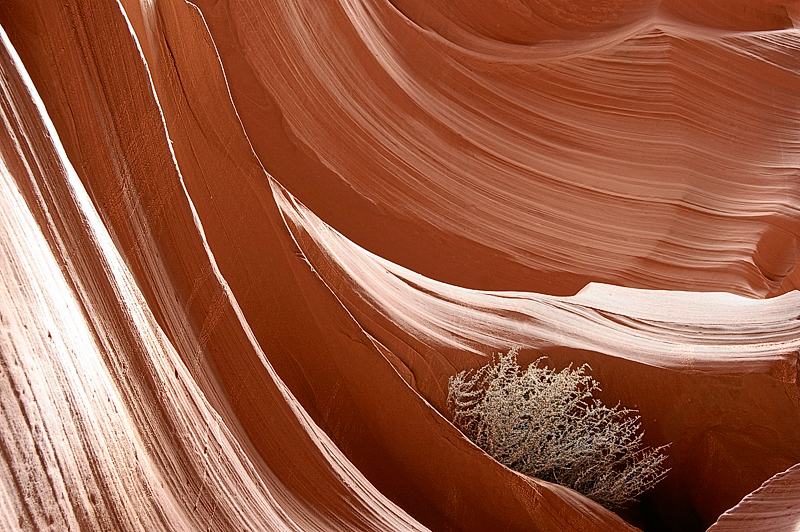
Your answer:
(0, 1), (799, 531)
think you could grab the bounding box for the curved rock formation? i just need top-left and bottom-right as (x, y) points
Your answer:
(203, 0), (800, 297)
(0, 1), (798, 531)
(708, 463), (800, 532)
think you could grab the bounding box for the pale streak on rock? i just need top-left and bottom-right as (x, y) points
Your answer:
(273, 180), (800, 374)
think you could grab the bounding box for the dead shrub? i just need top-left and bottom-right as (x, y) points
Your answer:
(448, 348), (669, 508)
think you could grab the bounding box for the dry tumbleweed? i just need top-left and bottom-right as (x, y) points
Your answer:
(448, 348), (669, 508)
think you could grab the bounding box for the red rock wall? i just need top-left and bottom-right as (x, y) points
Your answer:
(0, 1), (798, 531)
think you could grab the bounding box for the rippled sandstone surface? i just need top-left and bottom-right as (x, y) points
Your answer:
(0, 1), (798, 531)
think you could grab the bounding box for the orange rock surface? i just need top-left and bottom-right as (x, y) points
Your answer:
(0, 1), (798, 531)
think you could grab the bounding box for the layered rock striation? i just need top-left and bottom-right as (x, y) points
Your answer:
(0, 1), (798, 531)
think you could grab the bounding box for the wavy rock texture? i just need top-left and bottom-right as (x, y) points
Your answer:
(0, 1), (799, 532)
(707, 462), (800, 532)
